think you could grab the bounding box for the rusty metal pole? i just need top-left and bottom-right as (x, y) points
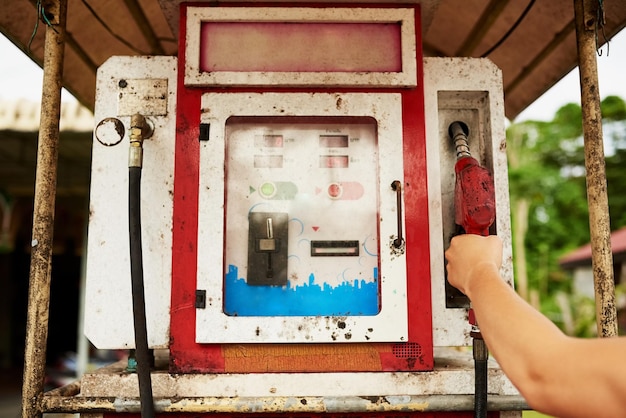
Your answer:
(21, 1), (68, 417)
(573, 0), (618, 337)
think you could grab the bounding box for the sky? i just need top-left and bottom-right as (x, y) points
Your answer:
(0, 35), (77, 103)
(516, 28), (626, 122)
(0, 28), (625, 121)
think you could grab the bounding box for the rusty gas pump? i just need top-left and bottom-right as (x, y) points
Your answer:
(449, 121), (496, 418)
(81, 4), (521, 413)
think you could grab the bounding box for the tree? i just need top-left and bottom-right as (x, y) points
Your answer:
(506, 95), (626, 333)
(507, 117), (588, 308)
(603, 96), (626, 229)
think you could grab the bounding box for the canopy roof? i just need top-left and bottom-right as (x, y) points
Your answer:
(0, 0), (625, 197)
(1, 0), (625, 118)
(560, 227), (626, 269)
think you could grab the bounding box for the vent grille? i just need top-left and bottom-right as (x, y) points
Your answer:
(392, 342), (422, 358)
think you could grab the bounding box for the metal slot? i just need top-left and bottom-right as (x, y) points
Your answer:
(310, 240), (359, 257)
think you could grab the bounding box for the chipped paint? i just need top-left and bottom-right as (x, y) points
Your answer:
(85, 56), (178, 349)
(195, 92), (408, 344)
(423, 58), (512, 347)
(44, 349), (525, 415)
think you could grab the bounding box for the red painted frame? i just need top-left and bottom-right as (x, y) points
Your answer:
(169, 2), (433, 373)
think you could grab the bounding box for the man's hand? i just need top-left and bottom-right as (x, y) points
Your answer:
(445, 235), (503, 297)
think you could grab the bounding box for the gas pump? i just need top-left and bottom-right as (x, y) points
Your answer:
(83, 2), (518, 417)
(170, 5), (431, 372)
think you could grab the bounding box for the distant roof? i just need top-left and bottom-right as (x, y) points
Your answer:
(559, 227), (626, 269)
(0, 100), (93, 196)
(0, 99), (93, 132)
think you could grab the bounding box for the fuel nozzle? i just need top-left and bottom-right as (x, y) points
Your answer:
(448, 121), (494, 418)
(449, 121), (496, 237)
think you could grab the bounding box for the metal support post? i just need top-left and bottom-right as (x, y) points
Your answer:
(573, 0), (618, 337)
(21, 0), (68, 417)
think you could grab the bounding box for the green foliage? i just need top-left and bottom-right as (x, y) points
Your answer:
(569, 294), (598, 337)
(606, 148), (626, 228)
(507, 95), (626, 336)
(552, 103), (583, 139)
(602, 95), (626, 121)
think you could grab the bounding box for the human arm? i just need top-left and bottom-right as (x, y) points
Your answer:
(445, 234), (626, 418)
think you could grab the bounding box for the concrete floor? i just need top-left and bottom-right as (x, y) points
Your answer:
(0, 367), (21, 418)
(0, 394), (21, 418)
(0, 368), (76, 418)
(0, 393), (77, 418)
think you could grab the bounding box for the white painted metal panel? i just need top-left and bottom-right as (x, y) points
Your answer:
(84, 56), (177, 349)
(196, 92), (408, 343)
(423, 57), (513, 347)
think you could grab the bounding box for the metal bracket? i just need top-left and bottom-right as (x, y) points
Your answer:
(195, 290), (207, 309)
(199, 123), (210, 141)
(30, 0), (61, 25)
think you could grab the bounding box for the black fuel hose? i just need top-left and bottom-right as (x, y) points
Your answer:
(473, 336), (488, 418)
(129, 165), (155, 418)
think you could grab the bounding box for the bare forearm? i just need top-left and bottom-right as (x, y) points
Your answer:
(446, 235), (626, 417)
(465, 264), (567, 403)
(465, 265), (626, 417)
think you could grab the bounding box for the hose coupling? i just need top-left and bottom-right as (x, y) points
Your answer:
(128, 114), (152, 168)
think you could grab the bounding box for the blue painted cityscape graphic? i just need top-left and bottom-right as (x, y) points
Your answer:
(224, 264), (380, 316)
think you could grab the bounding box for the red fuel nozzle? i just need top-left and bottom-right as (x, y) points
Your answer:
(449, 122), (496, 237)
(449, 121), (494, 418)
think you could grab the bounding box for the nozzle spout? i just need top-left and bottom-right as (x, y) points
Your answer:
(449, 121), (471, 160)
